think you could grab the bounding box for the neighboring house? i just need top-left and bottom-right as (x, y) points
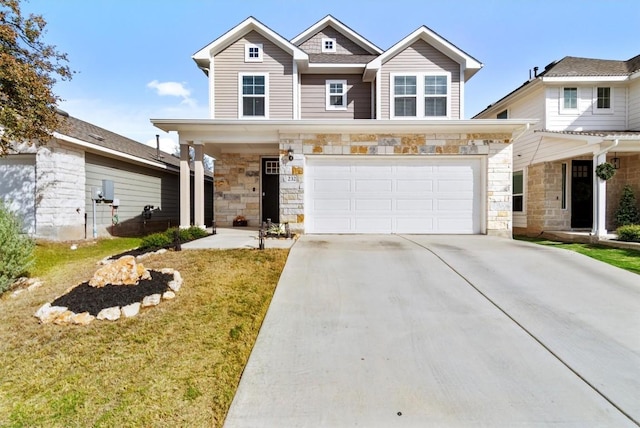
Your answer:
(475, 55), (640, 238)
(153, 15), (533, 236)
(0, 111), (213, 240)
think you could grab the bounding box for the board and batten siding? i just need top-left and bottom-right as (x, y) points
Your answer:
(214, 31), (293, 119)
(629, 79), (640, 129)
(545, 85), (627, 131)
(380, 39), (461, 119)
(85, 153), (180, 235)
(301, 74), (372, 119)
(298, 27), (371, 55)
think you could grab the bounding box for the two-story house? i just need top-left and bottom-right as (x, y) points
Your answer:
(153, 15), (532, 236)
(475, 55), (640, 238)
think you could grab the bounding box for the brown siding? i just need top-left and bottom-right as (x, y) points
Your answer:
(380, 39), (461, 119)
(298, 26), (370, 55)
(301, 74), (372, 119)
(214, 31), (293, 119)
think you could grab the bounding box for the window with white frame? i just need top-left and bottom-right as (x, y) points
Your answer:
(513, 170), (524, 212)
(244, 43), (263, 62)
(562, 87), (578, 110)
(239, 73), (268, 118)
(391, 72), (450, 118)
(321, 38), (336, 53)
(326, 80), (347, 110)
(594, 86), (612, 113)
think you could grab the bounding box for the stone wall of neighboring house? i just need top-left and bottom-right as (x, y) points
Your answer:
(35, 139), (86, 240)
(214, 153), (262, 226)
(275, 132), (514, 236)
(521, 161), (571, 235)
(606, 153), (640, 231)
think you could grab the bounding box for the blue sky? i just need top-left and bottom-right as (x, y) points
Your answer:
(23, 0), (640, 152)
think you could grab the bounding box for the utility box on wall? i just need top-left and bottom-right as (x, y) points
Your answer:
(102, 179), (114, 201)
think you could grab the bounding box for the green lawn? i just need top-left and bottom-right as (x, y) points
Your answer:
(1, 238), (289, 427)
(515, 236), (640, 275)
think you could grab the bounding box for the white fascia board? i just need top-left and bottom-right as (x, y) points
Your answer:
(535, 131), (603, 145)
(307, 63), (366, 74)
(630, 70), (640, 80)
(192, 17), (308, 64)
(53, 132), (172, 170)
(290, 15), (382, 54)
(541, 76), (628, 83)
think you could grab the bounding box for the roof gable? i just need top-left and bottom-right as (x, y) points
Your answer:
(291, 15), (382, 55)
(192, 16), (308, 72)
(365, 25), (482, 81)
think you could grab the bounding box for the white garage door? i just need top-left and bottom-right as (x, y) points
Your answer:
(0, 155), (36, 234)
(305, 157), (482, 234)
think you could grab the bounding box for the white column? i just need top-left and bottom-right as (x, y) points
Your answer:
(193, 143), (205, 228)
(593, 152), (607, 237)
(180, 141), (191, 228)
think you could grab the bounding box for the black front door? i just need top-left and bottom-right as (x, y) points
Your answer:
(571, 160), (593, 228)
(261, 157), (280, 224)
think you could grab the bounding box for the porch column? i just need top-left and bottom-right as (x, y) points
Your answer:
(193, 142), (205, 229)
(180, 141), (191, 228)
(593, 152), (607, 237)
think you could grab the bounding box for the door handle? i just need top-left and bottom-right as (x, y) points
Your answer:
(262, 192), (266, 197)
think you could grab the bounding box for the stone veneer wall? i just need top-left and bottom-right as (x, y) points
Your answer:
(213, 153), (261, 226)
(35, 140), (86, 240)
(274, 132), (514, 236)
(523, 161), (571, 235)
(606, 153), (640, 231)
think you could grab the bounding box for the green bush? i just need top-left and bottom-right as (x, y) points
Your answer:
(178, 226), (209, 241)
(0, 202), (34, 294)
(140, 226), (208, 250)
(615, 185), (640, 226)
(617, 224), (640, 242)
(139, 231), (172, 250)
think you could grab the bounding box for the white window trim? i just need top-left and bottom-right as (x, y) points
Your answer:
(238, 72), (269, 119)
(321, 37), (336, 53)
(390, 72), (451, 119)
(593, 86), (614, 114)
(244, 43), (263, 63)
(325, 79), (347, 110)
(560, 86), (579, 114)
(513, 169), (525, 214)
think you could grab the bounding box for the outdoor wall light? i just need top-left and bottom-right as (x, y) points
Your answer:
(287, 148), (294, 161)
(612, 153), (621, 169)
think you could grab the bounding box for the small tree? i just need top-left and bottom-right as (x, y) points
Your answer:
(0, 201), (34, 294)
(0, 0), (73, 155)
(615, 185), (640, 227)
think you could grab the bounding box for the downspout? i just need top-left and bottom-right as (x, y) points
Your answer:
(592, 138), (619, 237)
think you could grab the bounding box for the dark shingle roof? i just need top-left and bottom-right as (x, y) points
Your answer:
(58, 113), (180, 170)
(308, 53), (378, 64)
(543, 55), (640, 77)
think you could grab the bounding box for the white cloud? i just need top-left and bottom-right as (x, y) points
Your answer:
(147, 80), (196, 107)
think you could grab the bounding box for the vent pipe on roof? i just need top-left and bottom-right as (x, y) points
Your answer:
(156, 134), (160, 159)
(534, 66), (539, 77)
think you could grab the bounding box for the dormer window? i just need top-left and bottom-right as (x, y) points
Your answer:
(244, 43), (263, 62)
(321, 38), (336, 53)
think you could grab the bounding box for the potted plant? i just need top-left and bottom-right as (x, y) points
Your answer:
(232, 215), (247, 227)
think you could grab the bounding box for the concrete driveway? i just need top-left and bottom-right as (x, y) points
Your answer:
(224, 235), (640, 427)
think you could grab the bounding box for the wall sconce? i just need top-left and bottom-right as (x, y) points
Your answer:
(612, 153), (620, 169)
(287, 148), (294, 162)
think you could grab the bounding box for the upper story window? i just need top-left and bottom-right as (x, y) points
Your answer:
(239, 73), (268, 118)
(594, 87), (613, 114)
(497, 109), (508, 119)
(391, 72), (450, 118)
(326, 80), (347, 110)
(562, 87), (578, 110)
(321, 38), (336, 53)
(244, 43), (263, 62)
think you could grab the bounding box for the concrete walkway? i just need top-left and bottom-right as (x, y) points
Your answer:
(224, 235), (640, 427)
(180, 227), (296, 250)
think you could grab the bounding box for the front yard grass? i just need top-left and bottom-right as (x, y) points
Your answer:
(0, 242), (289, 427)
(516, 236), (640, 275)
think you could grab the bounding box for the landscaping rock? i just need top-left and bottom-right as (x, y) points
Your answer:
(71, 312), (95, 325)
(162, 290), (176, 300)
(34, 303), (69, 324)
(97, 307), (121, 321)
(89, 256), (150, 287)
(53, 310), (75, 325)
(142, 294), (161, 307)
(121, 302), (141, 318)
(168, 272), (183, 292)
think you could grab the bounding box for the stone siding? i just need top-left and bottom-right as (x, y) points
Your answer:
(214, 153), (261, 226)
(606, 154), (640, 231)
(524, 162), (571, 234)
(35, 140), (86, 240)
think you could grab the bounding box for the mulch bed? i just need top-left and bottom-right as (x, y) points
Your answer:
(52, 272), (173, 316)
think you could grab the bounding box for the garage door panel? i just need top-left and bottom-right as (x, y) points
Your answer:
(306, 157), (481, 234)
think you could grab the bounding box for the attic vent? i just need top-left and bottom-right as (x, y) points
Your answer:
(88, 133), (105, 141)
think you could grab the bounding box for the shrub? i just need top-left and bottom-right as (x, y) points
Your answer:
(615, 185), (640, 226)
(139, 226), (208, 250)
(139, 231), (172, 250)
(0, 202), (34, 294)
(617, 225), (640, 242)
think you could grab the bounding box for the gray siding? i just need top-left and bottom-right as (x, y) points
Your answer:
(298, 26), (370, 55)
(380, 39), (461, 119)
(214, 31), (293, 119)
(630, 79), (640, 130)
(0, 155), (36, 233)
(301, 74), (372, 119)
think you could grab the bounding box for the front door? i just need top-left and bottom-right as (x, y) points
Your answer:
(261, 157), (280, 224)
(571, 160), (593, 228)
